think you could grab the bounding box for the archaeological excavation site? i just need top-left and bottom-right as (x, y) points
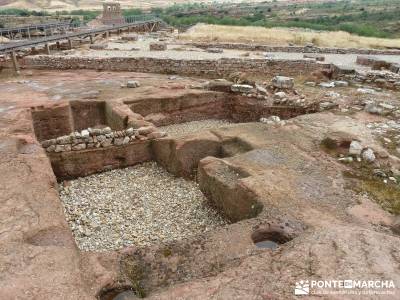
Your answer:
(1, 2), (400, 299)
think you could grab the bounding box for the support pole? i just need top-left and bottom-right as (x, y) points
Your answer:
(68, 38), (73, 49)
(90, 35), (94, 44)
(45, 43), (51, 55)
(56, 41), (60, 49)
(11, 51), (20, 73)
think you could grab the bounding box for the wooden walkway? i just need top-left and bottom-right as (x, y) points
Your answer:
(0, 22), (73, 39)
(0, 16), (161, 54)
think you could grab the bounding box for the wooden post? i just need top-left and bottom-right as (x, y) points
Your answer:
(45, 43), (51, 55)
(11, 51), (20, 73)
(68, 38), (73, 49)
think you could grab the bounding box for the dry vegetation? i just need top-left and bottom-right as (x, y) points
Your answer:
(179, 24), (400, 49)
(0, 0), (270, 11)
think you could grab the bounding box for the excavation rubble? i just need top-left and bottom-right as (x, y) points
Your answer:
(59, 162), (226, 251)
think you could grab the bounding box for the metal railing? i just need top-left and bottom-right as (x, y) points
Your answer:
(0, 15), (158, 42)
(0, 15), (161, 53)
(125, 14), (157, 24)
(0, 22), (75, 40)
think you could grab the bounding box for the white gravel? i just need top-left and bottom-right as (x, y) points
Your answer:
(59, 162), (226, 251)
(159, 119), (234, 137)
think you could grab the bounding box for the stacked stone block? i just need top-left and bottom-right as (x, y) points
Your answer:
(41, 126), (167, 153)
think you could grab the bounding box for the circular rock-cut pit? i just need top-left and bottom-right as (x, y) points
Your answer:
(251, 226), (293, 250)
(97, 286), (138, 300)
(59, 162), (227, 251)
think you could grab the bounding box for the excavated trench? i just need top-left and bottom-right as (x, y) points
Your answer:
(124, 92), (319, 127)
(31, 94), (307, 299)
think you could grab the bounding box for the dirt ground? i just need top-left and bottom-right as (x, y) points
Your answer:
(0, 69), (209, 109)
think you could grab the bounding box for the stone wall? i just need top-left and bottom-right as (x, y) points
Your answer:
(45, 121), (170, 179)
(350, 70), (400, 90)
(185, 42), (400, 55)
(22, 55), (330, 78)
(333, 58), (400, 89)
(230, 97), (320, 122)
(149, 43), (167, 51)
(356, 56), (395, 70)
(40, 125), (165, 154)
(49, 140), (152, 179)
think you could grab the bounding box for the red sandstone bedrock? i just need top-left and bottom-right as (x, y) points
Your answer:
(126, 91), (229, 126)
(49, 140), (152, 179)
(21, 56), (331, 78)
(2, 105), (400, 299)
(0, 108), (99, 299)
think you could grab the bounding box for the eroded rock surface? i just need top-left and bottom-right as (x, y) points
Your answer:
(1, 68), (400, 299)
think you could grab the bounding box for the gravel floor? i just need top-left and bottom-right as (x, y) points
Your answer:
(159, 119), (234, 137)
(59, 162), (226, 251)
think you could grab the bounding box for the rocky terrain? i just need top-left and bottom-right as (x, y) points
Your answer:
(1, 24), (400, 300)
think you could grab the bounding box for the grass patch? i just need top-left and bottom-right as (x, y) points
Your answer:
(320, 137), (344, 157)
(320, 134), (400, 215)
(121, 257), (147, 298)
(344, 170), (400, 215)
(178, 24), (400, 49)
(162, 247), (172, 258)
(379, 131), (400, 159)
(160, 0), (400, 39)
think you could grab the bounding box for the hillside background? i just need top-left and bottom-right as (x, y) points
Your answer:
(0, 0), (281, 11)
